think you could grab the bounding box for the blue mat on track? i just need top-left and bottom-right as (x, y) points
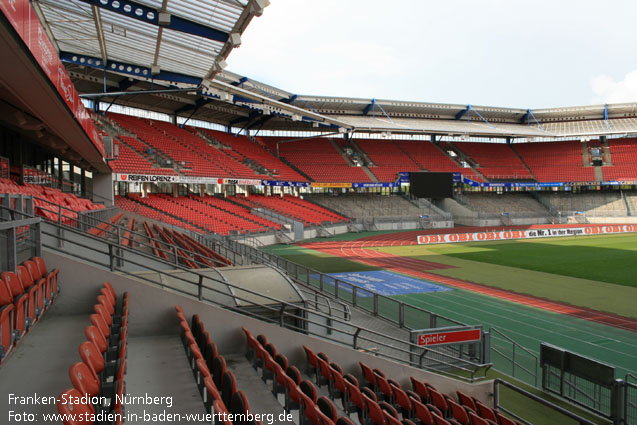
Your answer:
(322, 270), (452, 296)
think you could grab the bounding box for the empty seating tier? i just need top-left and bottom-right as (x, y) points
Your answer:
(603, 138), (637, 181)
(119, 194), (281, 236)
(355, 139), (421, 182)
(513, 141), (596, 182)
(232, 194), (348, 225)
(207, 130), (308, 182)
(241, 328), (521, 425)
(261, 137), (372, 183)
(108, 113), (261, 179)
(452, 142), (533, 180)
(0, 257), (59, 364)
(109, 141), (176, 175)
(57, 282), (129, 425)
(1, 178), (105, 224)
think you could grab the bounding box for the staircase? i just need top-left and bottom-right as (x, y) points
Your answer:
(116, 135), (179, 171)
(276, 156), (314, 182)
(98, 116), (181, 171)
(621, 191), (634, 216)
(362, 166), (379, 182)
(329, 138), (354, 166)
(447, 143), (488, 181)
(510, 145), (538, 180)
(603, 139), (613, 165)
(594, 166), (604, 182)
(395, 141), (426, 170)
(582, 142), (590, 166)
(433, 142), (464, 169)
(348, 138), (375, 166)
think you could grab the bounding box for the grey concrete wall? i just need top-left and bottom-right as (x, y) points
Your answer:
(42, 249), (494, 405)
(582, 216), (637, 224)
(92, 172), (114, 207)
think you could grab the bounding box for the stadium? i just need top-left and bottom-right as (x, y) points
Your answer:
(0, 1), (636, 425)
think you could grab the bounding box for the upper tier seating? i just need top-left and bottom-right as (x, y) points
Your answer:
(260, 137), (372, 183)
(354, 140), (421, 182)
(232, 194), (348, 225)
(603, 138), (637, 181)
(205, 131), (308, 182)
(108, 113), (261, 179)
(451, 142), (533, 180)
(513, 141), (596, 182)
(109, 141), (176, 175)
(391, 140), (484, 182)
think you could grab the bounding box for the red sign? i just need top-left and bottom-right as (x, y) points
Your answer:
(1, 0), (105, 158)
(417, 329), (481, 346)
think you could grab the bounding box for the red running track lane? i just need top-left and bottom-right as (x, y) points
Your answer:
(297, 227), (637, 333)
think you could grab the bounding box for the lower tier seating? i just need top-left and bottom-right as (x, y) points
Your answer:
(56, 282), (129, 425)
(176, 306), (265, 425)
(232, 194), (348, 226)
(0, 257), (59, 364)
(240, 328), (521, 425)
(0, 178), (105, 224)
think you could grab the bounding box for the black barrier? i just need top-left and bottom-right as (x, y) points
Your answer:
(541, 343), (619, 421)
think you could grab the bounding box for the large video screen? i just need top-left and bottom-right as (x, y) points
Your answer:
(409, 172), (454, 198)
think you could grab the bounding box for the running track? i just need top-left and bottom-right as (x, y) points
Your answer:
(298, 227), (637, 333)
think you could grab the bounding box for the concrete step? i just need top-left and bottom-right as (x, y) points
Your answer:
(362, 166), (379, 183)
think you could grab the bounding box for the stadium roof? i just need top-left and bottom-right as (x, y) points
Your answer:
(34, 0), (267, 80)
(35, 1), (637, 140)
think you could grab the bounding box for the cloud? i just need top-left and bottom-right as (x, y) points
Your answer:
(591, 70), (637, 104)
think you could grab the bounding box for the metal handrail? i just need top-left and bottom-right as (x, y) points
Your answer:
(21, 193), (347, 318)
(26, 197), (231, 270)
(37, 218), (491, 381)
(218, 238), (466, 330)
(490, 327), (539, 386)
(493, 379), (598, 425)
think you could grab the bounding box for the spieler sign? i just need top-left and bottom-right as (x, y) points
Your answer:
(416, 329), (481, 347)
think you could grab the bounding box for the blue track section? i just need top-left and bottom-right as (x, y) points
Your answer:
(325, 270), (452, 296)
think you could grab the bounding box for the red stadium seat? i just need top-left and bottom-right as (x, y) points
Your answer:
(56, 388), (95, 425)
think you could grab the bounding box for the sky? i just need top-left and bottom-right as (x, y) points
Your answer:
(226, 0), (637, 109)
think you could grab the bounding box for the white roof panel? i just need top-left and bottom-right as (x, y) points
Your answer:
(36, 0), (257, 79)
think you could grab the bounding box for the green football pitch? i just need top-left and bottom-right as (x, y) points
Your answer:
(263, 233), (637, 381)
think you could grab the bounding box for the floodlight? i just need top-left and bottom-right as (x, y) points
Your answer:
(230, 33), (242, 47)
(250, 0), (270, 16)
(158, 12), (171, 26)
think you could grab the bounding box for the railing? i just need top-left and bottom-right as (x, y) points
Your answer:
(493, 379), (598, 425)
(1, 195), (352, 326)
(1, 195), (233, 271)
(489, 328), (538, 387)
(217, 238), (466, 331)
(33, 216), (491, 382)
(624, 374), (637, 425)
(77, 207), (119, 232)
(0, 156), (8, 179)
(559, 210), (628, 218)
(0, 217), (41, 273)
